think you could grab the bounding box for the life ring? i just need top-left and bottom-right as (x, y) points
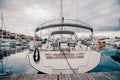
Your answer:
(33, 48), (40, 62)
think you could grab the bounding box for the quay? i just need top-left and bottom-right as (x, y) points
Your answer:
(0, 71), (120, 80)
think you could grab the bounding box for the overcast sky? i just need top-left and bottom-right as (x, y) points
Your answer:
(0, 0), (120, 35)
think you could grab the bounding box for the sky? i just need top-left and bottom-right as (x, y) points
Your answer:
(0, 0), (120, 36)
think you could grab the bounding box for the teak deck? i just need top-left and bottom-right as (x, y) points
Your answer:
(0, 71), (120, 80)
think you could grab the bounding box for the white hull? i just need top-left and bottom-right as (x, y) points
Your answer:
(28, 47), (101, 74)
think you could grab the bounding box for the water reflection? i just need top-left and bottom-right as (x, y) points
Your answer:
(0, 50), (37, 74)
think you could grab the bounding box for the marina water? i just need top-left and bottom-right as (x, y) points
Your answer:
(0, 49), (120, 74)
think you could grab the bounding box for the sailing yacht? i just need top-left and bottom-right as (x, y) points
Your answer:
(28, 0), (101, 74)
(28, 18), (101, 74)
(0, 14), (11, 56)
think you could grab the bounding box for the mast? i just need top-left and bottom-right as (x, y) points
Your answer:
(60, 0), (64, 30)
(60, 0), (64, 38)
(1, 14), (8, 40)
(4, 17), (7, 40)
(1, 13), (4, 40)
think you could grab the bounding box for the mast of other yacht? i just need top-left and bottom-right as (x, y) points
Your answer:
(1, 14), (4, 40)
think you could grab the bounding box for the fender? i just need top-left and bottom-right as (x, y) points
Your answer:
(33, 48), (40, 62)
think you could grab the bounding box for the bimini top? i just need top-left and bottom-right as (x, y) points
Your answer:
(51, 30), (75, 35)
(35, 23), (93, 32)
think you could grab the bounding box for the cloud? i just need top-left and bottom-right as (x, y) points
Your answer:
(0, 0), (120, 35)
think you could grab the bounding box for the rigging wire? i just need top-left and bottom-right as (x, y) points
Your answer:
(61, 50), (76, 74)
(64, 0), (93, 40)
(37, 0), (56, 38)
(44, 0), (56, 20)
(61, 50), (80, 80)
(73, 0), (80, 19)
(60, 0), (63, 19)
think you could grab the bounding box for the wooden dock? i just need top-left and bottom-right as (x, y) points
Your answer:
(0, 71), (120, 80)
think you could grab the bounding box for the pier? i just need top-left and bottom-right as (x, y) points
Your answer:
(0, 71), (120, 80)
